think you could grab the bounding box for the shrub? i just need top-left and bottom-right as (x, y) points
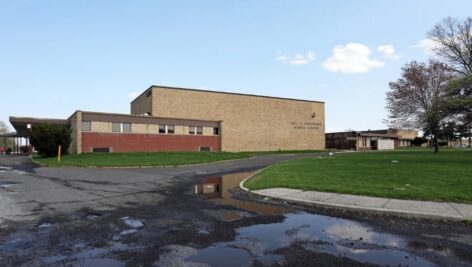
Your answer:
(438, 140), (448, 147)
(29, 123), (72, 157)
(412, 137), (428, 147)
(20, 145), (29, 153)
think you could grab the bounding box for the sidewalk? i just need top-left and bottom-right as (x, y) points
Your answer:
(243, 187), (472, 220)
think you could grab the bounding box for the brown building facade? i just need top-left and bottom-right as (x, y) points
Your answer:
(131, 86), (325, 152)
(10, 85), (325, 154)
(67, 111), (221, 154)
(325, 129), (418, 151)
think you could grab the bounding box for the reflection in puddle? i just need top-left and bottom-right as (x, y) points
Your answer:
(191, 173), (442, 266)
(195, 172), (290, 216)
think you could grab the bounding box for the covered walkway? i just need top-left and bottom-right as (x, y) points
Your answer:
(2, 116), (67, 155)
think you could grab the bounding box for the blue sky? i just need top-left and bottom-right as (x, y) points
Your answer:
(1, 0), (471, 132)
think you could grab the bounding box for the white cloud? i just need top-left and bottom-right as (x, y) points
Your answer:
(275, 50), (316, 65)
(128, 91), (140, 99)
(307, 50), (316, 61)
(377, 44), (400, 59)
(322, 43), (384, 74)
(275, 54), (288, 61)
(411, 38), (440, 55)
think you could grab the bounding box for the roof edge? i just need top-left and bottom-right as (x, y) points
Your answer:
(148, 85), (325, 104)
(79, 110), (220, 123)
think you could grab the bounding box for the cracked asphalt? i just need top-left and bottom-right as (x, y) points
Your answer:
(1, 154), (472, 266)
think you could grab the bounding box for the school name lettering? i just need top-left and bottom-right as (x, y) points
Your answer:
(291, 121), (322, 130)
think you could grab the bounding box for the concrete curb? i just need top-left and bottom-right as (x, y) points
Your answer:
(238, 166), (271, 192)
(260, 192), (466, 221)
(244, 188), (472, 221)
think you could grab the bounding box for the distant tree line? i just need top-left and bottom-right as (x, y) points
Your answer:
(386, 17), (472, 153)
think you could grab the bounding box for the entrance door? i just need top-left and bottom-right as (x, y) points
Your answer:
(371, 140), (378, 150)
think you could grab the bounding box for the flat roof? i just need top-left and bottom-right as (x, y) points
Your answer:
(77, 110), (220, 123)
(9, 116), (68, 137)
(131, 85), (325, 104)
(69, 110), (220, 127)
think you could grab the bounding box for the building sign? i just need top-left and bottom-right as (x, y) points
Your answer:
(291, 121), (322, 130)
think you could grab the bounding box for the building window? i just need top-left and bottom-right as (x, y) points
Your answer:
(159, 125), (175, 134)
(213, 127), (219, 135)
(81, 121), (91, 132)
(112, 122), (121, 132)
(112, 122), (132, 133)
(189, 126), (203, 135)
(122, 123), (131, 133)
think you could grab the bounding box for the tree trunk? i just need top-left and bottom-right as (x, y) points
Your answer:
(432, 130), (439, 153)
(469, 124), (472, 148)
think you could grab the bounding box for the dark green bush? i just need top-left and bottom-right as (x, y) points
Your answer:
(20, 145), (29, 153)
(438, 140), (448, 147)
(412, 137), (428, 147)
(29, 123), (72, 157)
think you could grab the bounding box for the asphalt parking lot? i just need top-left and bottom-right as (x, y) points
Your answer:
(1, 154), (472, 266)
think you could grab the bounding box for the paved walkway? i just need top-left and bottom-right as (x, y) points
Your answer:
(244, 187), (472, 220)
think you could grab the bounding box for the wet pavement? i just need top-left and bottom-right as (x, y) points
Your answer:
(0, 155), (472, 266)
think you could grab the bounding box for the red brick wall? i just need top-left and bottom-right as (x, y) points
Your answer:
(81, 132), (220, 153)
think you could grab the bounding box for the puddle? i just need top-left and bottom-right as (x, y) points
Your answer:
(0, 181), (19, 188)
(37, 222), (53, 228)
(190, 172), (451, 266)
(185, 212), (437, 266)
(120, 216), (144, 228)
(187, 246), (252, 267)
(85, 212), (103, 220)
(43, 242), (128, 266)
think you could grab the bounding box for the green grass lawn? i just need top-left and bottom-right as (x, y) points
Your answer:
(244, 149), (472, 203)
(34, 150), (323, 167)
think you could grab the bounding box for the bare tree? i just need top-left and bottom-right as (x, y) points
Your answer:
(429, 17), (472, 76)
(386, 61), (453, 153)
(0, 121), (11, 134)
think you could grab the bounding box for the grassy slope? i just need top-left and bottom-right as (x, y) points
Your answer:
(34, 150), (322, 167)
(245, 149), (472, 203)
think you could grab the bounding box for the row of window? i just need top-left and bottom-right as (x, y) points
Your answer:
(82, 122), (131, 133)
(81, 121), (219, 135)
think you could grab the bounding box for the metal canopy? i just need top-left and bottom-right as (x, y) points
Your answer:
(9, 116), (67, 137)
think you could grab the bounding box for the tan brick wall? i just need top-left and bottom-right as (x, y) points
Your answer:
(86, 121), (213, 137)
(68, 113), (78, 154)
(91, 121), (112, 132)
(131, 123), (149, 134)
(77, 112), (82, 154)
(146, 87), (325, 152)
(392, 129), (418, 140)
(175, 125), (187, 135)
(130, 90), (152, 116)
(202, 127), (213, 136)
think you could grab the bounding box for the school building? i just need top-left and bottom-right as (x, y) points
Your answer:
(8, 85), (326, 153)
(325, 129), (418, 151)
